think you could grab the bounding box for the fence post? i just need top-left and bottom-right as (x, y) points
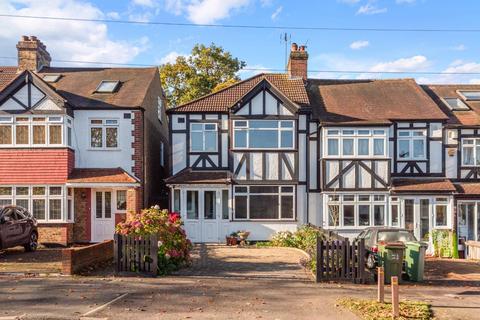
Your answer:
(151, 234), (158, 276)
(377, 266), (384, 303)
(358, 238), (365, 283)
(114, 234), (119, 273)
(391, 276), (399, 318)
(316, 235), (321, 282)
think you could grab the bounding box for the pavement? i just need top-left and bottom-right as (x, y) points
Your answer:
(0, 245), (479, 319)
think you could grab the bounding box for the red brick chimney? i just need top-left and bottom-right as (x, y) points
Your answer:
(16, 36), (51, 72)
(287, 42), (308, 79)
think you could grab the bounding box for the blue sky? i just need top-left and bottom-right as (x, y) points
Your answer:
(1, 0), (480, 83)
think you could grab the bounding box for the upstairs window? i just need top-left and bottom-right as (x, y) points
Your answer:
(190, 123), (217, 152)
(397, 130), (426, 160)
(89, 119), (118, 149)
(462, 138), (480, 166)
(95, 80), (120, 93)
(458, 91), (480, 101)
(233, 120), (294, 149)
(326, 128), (386, 157)
(0, 116), (63, 147)
(442, 98), (470, 111)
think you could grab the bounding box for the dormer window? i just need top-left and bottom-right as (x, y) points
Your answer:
(458, 91), (480, 101)
(96, 80), (120, 93)
(442, 98), (470, 111)
(42, 74), (61, 83)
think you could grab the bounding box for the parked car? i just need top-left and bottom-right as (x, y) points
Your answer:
(355, 227), (417, 269)
(0, 205), (38, 252)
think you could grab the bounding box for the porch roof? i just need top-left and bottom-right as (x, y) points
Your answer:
(165, 168), (232, 185)
(67, 168), (140, 187)
(391, 178), (456, 194)
(455, 183), (480, 196)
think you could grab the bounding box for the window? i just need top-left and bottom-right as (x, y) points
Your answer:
(190, 123), (217, 152)
(0, 116), (64, 147)
(67, 188), (73, 221)
(116, 190), (127, 211)
(89, 119), (118, 149)
(442, 98), (470, 111)
(96, 80), (120, 93)
(391, 198), (400, 227)
(222, 190), (229, 220)
(326, 128), (386, 157)
(458, 91), (480, 101)
(95, 191), (111, 219)
(204, 191), (216, 220)
(186, 191), (199, 219)
(233, 186), (294, 220)
(462, 139), (480, 166)
(435, 198), (448, 227)
(173, 189), (181, 213)
(326, 194), (387, 228)
(398, 130), (426, 160)
(233, 120), (294, 149)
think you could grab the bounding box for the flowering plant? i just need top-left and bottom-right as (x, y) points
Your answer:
(116, 207), (192, 275)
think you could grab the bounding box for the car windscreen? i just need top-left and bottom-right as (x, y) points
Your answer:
(377, 231), (417, 242)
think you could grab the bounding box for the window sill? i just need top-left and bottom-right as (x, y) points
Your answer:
(88, 148), (122, 152)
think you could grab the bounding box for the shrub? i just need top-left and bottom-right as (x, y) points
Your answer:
(116, 207), (192, 275)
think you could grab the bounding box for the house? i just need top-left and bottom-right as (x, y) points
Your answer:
(165, 42), (480, 251)
(0, 36), (169, 245)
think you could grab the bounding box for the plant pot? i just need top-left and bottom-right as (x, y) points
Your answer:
(237, 232), (250, 240)
(226, 236), (238, 246)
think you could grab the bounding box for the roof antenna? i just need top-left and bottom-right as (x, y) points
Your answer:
(280, 32), (291, 72)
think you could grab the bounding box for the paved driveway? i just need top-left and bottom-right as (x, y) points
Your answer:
(176, 244), (312, 281)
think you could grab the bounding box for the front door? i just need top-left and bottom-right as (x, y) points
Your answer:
(458, 203), (477, 241)
(92, 190), (115, 242)
(183, 189), (224, 243)
(403, 198), (431, 241)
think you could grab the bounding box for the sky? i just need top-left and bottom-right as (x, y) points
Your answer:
(1, 0), (480, 84)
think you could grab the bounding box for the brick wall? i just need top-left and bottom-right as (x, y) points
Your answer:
(0, 148), (74, 184)
(131, 111), (145, 209)
(73, 188), (91, 242)
(62, 240), (113, 275)
(126, 187), (141, 220)
(38, 223), (73, 246)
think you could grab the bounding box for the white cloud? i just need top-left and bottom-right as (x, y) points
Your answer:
(260, 0), (273, 7)
(452, 44), (467, 51)
(356, 3), (387, 15)
(164, 0), (251, 24)
(338, 0), (361, 4)
(369, 55), (430, 72)
(0, 0), (147, 66)
(470, 79), (480, 84)
(396, 0), (416, 3)
(131, 0), (158, 7)
(238, 64), (269, 78)
(106, 11), (121, 19)
(158, 51), (187, 64)
(417, 60), (480, 84)
(350, 40), (369, 50)
(271, 6), (282, 20)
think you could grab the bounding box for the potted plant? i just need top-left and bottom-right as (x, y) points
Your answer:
(226, 232), (238, 246)
(237, 230), (250, 245)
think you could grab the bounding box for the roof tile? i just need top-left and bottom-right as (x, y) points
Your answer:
(68, 168), (138, 184)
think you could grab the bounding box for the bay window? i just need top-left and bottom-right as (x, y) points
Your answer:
(190, 123), (217, 152)
(397, 130), (426, 160)
(326, 194), (387, 228)
(90, 119), (118, 149)
(325, 128), (386, 157)
(233, 120), (295, 149)
(0, 116), (65, 147)
(462, 138), (480, 166)
(233, 186), (295, 220)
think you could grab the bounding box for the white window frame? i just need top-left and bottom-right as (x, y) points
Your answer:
(434, 197), (449, 228)
(397, 129), (427, 160)
(115, 189), (127, 213)
(0, 116), (65, 148)
(458, 90), (480, 101)
(325, 193), (388, 229)
(233, 120), (295, 150)
(324, 128), (387, 158)
(233, 185), (295, 221)
(190, 123), (218, 152)
(89, 118), (119, 150)
(461, 138), (480, 167)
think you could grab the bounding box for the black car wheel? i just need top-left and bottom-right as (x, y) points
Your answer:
(24, 232), (38, 252)
(366, 253), (376, 269)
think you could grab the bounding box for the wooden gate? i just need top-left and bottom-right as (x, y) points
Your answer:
(315, 236), (367, 283)
(114, 234), (158, 276)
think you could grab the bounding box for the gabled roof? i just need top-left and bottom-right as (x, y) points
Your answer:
(0, 67), (18, 91)
(38, 67), (158, 109)
(308, 78), (449, 124)
(168, 73), (310, 113)
(422, 84), (480, 126)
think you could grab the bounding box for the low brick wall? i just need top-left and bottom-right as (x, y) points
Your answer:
(38, 223), (73, 246)
(62, 240), (114, 275)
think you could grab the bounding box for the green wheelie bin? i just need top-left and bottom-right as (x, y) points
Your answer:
(378, 242), (405, 284)
(405, 241), (428, 282)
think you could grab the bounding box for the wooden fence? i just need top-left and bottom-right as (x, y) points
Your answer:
(315, 236), (367, 283)
(114, 234), (158, 276)
(466, 241), (480, 260)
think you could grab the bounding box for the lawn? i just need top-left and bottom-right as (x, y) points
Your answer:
(337, 297), (432, 320)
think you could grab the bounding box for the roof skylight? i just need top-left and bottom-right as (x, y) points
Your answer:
(42, 74), (61, 83)
(95, 80), (120, 93)
(442, 97), (470, 111)
(458, 91), (480, 101)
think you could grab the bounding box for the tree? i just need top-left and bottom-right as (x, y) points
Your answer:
(159, 43), (246, 107)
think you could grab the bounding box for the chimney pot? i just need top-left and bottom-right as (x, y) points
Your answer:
(16, 36), (51, 72)
(291, 43), (298, 52)
(21, 35), (29, 41)
(299, 45), (306, 52)
(30, 36), (38, 41)
(287, 41), (308, 80)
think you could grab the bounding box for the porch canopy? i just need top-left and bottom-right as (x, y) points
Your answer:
(66, 168), (140, 188)
(455, 183), (480, 197)
(165, 168), (232, 185)
(391, 178), (456, 194)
